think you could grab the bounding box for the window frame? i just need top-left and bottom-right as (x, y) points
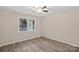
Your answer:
(18, 17), (36, 32)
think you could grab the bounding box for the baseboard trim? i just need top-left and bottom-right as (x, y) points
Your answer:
(0, 36), (79, 48)
(44, 36), (79, 47)
(0, 36), (42, 47)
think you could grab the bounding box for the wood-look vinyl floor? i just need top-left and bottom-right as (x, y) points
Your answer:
(0, 37), (79, 52)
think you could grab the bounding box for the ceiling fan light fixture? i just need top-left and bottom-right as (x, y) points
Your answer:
(37, 9), (42, 14)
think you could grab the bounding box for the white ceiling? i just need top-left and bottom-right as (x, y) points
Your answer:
(0, 6), (79, 17)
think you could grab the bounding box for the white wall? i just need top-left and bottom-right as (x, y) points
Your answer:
(0, 11), (2, 43)
(43, 10), (79, 47)
(0, 10), (43, 47)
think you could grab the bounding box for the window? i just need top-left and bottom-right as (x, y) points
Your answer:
(18, 17), (36, 32)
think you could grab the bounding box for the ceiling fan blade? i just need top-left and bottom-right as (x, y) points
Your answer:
(43, 10), (48, 12)
(42, 6), (47, 9)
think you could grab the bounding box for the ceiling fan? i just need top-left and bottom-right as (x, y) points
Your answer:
(33, 6), (48, 14)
